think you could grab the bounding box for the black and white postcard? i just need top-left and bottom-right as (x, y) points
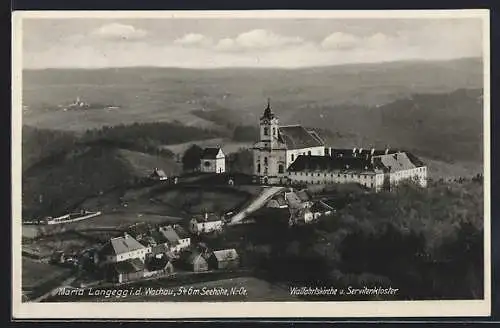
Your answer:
(11, 10), (491, 319)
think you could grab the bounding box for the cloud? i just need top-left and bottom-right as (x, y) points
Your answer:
(172, 29), (306, 53)
(321, 32), (360, 50)
(22, 20), (483, 69)
(321, 32), (395, 51)
(90, 23), (147, 41)
(214, 29), (305, 52)
(174, 33), (213, 47)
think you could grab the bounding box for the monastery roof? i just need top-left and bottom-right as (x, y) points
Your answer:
(329, 148), (398, 159)
(373, 152), (419, 172)
(278, 125), (324, 150)
(288, 151), (424, 173)
(201, 147), (223, 159)
(288, 155), (378, 173)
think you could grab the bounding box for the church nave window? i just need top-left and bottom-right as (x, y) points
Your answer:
(291, 154), (294, 162)
(257, 164), (261, 173)
(278, 164), (284, 174)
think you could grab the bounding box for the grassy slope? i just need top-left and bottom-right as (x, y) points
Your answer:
(22, 144), (181, 219)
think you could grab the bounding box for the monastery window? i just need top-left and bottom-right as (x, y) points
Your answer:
(308, 151), (312, 156)
(264, 127), (269, 136)
(337, 173), (340, 177)
(317, 173), (320, 177)
(331, 173), (334, 177)
(264, 157), (268, 165)
(278, 165), (284, 174)
(257, 164), (261, 173)
(350, 174), (354, 178)
(305, 173), (308, 176)
(273, 128), (277, 136)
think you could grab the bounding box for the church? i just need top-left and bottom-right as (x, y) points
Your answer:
(252, 100), (428, 190)
(252, 100), (326, 184)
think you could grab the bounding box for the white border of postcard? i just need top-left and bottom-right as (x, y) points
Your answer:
(12, 9), (491, 319)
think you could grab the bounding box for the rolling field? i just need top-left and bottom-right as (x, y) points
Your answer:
(153, 186), (251, 214)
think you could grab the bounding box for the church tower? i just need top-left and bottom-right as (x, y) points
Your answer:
(252, 99), (287, 184)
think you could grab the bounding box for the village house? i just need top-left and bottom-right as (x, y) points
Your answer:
(98, 233), (151, 265)
(179, 250), (209, 272)
(208, 249), (240, 270)
(200, 147), (226, 174)
(286, 148), (427, 191)
(107, 258), (145, 284)
(284, 190), (313, 209)
(144, 254), (175, 277)
(190, 213), (224, 234)
(157, 225), (191, 254)
(149, 168), (168, 181)
(310, 200), (335, 219)
(266, 193), (288, 209)
(289, 207), (314, 226)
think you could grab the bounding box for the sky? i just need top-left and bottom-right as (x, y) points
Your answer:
(21, 15), (484, 69)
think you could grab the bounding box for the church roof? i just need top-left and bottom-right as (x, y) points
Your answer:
(201, 147), (223, 159)
(278, 125), (325, 150)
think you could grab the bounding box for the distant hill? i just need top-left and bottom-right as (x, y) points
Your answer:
(292, 88), (483, 163)
(22, 58), (482, 130)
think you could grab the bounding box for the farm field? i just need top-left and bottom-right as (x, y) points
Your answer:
(22, 257), (72, 291)
(24, 231), (99, 255)
(152, 186), (252, 215)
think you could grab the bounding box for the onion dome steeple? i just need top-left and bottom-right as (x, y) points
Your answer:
(261, 98), (275, 120)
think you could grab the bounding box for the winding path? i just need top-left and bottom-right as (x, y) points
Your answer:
(228, 186), (285, 225)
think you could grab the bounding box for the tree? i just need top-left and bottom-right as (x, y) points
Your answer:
(182, 144), (203, 172)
